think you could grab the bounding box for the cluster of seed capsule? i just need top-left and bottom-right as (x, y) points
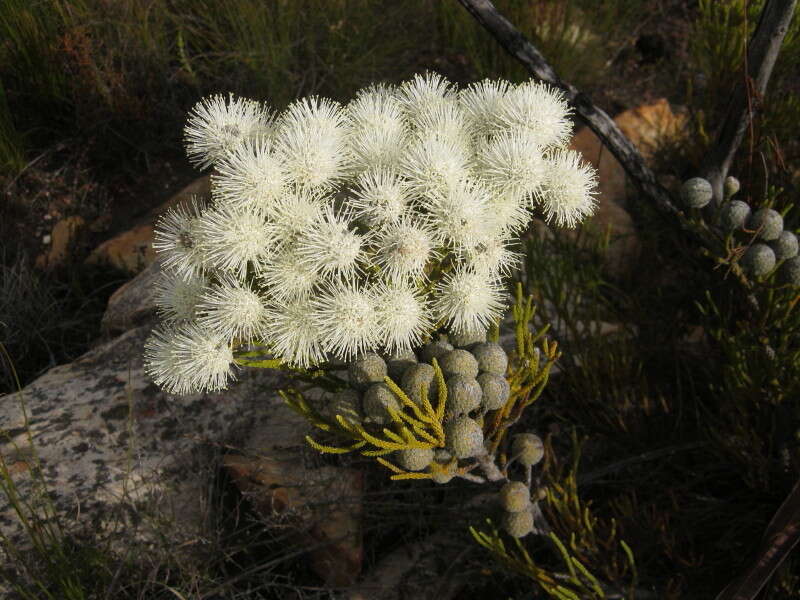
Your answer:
(680, 176), (799, 284)
(323, 327), (511, 481)
(498, 433), (545, 537)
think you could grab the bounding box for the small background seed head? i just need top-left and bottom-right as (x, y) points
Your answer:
(502, 509), (534, 538)
(349, 352), (388, 390)
(477, 372), (510, 411)
(445, 374), (482, 418)
(362, 382), (401, 424)
(681, 177), (712, 209)
(779, 256), (800, 286)
(448, 327), (487, 350)
(445, 416), (485, 458)
(724, 176), (740, 199)
(769, 230), (799, 260)
(401, 362), (439, 405)
(439, 349), (480, 378)
(718, 200), (751, 232)
(741, 243), (776, 278)
(419, 338), (454, 364)
(512, 433), (545, 467)
(397, 447), (434, 471)
(471, 342), (508, 375)
(326, 389), (361, 423)
(747, 208), (783, 241)
(499, 481), (531, 513)
(385, 348), (418, 380)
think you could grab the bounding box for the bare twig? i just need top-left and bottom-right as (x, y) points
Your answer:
(701, 0), (798, 206)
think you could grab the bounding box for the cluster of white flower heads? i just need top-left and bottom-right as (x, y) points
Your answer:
(145, 73), (598, 394)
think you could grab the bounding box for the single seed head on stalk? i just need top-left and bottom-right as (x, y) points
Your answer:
(680, 177), (712, 209)
(396, 447), (435, 471)
(769, 230), (799, 260)
(511, 433), (545, 467)
(747, 208), (784, 241)
(471, 342), (508, 376)
(502, 508), (534, 538)
(718, 200), (751, 232)
(499, 481), (531, 513)
(741, 243), (776, 278)
(477, 372), (510, 411)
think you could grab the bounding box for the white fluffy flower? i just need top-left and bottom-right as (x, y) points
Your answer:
(348, 167), (410, 228)
(152, 197), (208, 280)
(413, 99), (472, 148)
(485, 190), (533, 237)
(346, 84), (407, 172)
(153, 270), (209, 323)
(459, 78), (511, 138)
(371, 215), (438, 283)
(395, 71), (455, 127)
(313, 281), (380, 361)
(195, 205), (276, 276)
(211, 136), (286, 216)
(184, 93), (272, 171)
(263, 297), (326, 369)
(422, 179), (493, 251)
(537, 148), (598, 228)
(270, 186), (328, 246)
(463, 235), (522, 279)
(401, 134), (471, 197)
(274, 96), (349, 188)
(373, 281), (432, 353)
(474, 130), (546, 201)
(495, 81), (572, 149)
(144, 323), (235, 394)
(196, 277), (268, 343)
(257, 246), (320, 301)
(433, 265), (507, 334)
(294, 205), (368, 282)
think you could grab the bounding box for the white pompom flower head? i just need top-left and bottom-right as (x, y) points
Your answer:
(264, 296), (326, 369)
(153, 269), (209, 324)
(312, 280), (381, 363)
(348, 167), (410, 229)
(152, 196), (209, 281)
(371, 214), (440, 284)
(373, 280), (433, 354)
(346, 83), (407, 173)
(196, 276), (269, 344)
(184, 93), (272, 171)
(496, 81), (573, 149)
(433, 264), (507, 335)
(537, 148), (598, 228)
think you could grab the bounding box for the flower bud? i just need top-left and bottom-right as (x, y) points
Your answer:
(768, 231), (799, 260)
(385, 348), (418, 381)
(445, 416), (485, 458)
(476, 372), (510, 411)
(723, 176), (740, 199)
(502, 509), (534, 538)
(401, 362), (439, 405)
(448, 327), (487, 350)
(512, 433), (544, 467)
(419, 338), (454, 364)
(349, 353), (387, 390)
(718, 200), (751, 232)
(445, 375), (482, 418)
(681, 177), (712, 209)
(397, 447), (434, 471)
(741, 243), (776, 278)
(471, 342), (508, 375)
(779, 256), (800, 286)
(747, 208), (783, 241)
(363, 382), (401, 424)
(499, 481), (531, 513)
(439, 349), (480, 378)
(326, 389), (361, 423)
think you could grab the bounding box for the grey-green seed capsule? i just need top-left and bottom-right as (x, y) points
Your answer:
(477, 372), (510, 411)
(499, 481), (531, 513)
(445, 416), (484, 458)
(502, 509), (534, 538)
(448, 327), (487, 350)
(445, 374), (482, 418)
(769, 230), (799, 260)
(472, 342), (508, 376)
(724, 176), (740, 199)
(401, 362), (439, 405)
(385, 348), (418, 381)
(741, 243), (776, 278)
(349, 353), (387, 390)
(747, 208), (783, 241)
(512, 433), (545, 467)
(363, 382), (401, 424)
(419, 339), (454, 364)
(779, 256), (800, 286)
(719, 200), (751, 232)
(681, 177), (712, 208)
(439, 349), (480, 379)
(397, 447), (434, 471)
